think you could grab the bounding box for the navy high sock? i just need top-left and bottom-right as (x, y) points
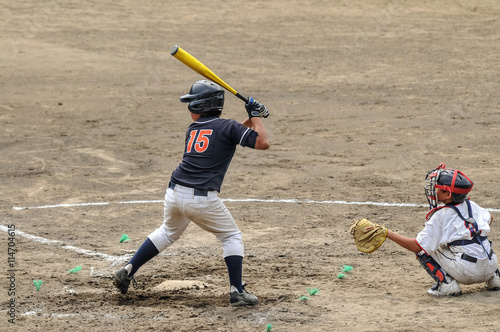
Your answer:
(224, 255), (243, 293)
(127, 238), (159, 277)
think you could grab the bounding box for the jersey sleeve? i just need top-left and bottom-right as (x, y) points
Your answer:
(470, 200), (492, 235)
(225, 119), (258, 148)
(239, 128), (258, 148)
(416, 214), (443, 254)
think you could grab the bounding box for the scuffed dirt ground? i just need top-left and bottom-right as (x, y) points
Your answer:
(1, 1), (500, 331)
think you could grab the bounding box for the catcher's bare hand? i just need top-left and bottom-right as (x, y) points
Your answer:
(350, 218), (388, 253)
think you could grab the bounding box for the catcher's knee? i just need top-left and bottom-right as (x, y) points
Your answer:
(416, 252), (448, 283)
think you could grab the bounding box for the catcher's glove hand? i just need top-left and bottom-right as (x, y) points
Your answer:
(350, 218), (388, 253)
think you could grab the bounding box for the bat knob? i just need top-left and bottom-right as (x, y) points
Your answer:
(170, 45), (179, 55)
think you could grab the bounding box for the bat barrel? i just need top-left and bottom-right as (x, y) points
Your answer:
(170, 45), (244, 101)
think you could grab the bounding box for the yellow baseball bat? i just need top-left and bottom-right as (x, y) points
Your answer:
(170, 45), (249, 103)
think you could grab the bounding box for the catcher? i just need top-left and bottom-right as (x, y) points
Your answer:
(351, 163), (500, 296)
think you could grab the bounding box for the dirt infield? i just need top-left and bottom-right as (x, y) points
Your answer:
(2, 1), (500, 331)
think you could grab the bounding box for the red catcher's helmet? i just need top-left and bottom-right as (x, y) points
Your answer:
(424, 163), (474, 209)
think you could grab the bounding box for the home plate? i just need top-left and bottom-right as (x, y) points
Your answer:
(154, 280), (208, 291)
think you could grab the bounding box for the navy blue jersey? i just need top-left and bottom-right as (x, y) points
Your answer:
(170, 115), (258, 192)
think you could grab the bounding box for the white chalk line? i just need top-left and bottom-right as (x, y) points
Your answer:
(13, 198), (428, 210)
(12, 201), (113, 210)
(5, 198), (500, 265)
(0, 224), (132, 264)
(21, 309), (143, 320)
(12, 198), (500, 212)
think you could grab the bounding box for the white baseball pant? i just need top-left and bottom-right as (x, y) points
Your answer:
(148, 184), (244, 258)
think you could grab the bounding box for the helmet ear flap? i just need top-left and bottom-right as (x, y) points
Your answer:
(187, 99), (206, 113)
(186, 91), (224, 114)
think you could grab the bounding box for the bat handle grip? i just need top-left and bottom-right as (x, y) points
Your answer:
(235, 93), (249, 104)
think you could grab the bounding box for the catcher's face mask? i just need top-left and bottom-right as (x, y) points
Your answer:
(424, 163), (446, 209)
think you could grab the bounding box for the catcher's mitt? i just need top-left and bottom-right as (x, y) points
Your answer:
(350, 218), (388, 253)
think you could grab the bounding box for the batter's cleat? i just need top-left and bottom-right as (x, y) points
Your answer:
(230, 290), (259, 307)
(427, 279), (462, 297)
(486, 273), (500, 291)
(112, 267), (136, 294)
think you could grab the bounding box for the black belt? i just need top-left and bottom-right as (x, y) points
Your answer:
(168, 181), (208, 196)
(461, 254), (478, 263)
(461, 249), (494, 263)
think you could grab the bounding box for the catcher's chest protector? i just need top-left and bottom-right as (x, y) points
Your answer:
(446, 200), (492, 260)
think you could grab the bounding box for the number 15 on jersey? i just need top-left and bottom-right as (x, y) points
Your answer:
(187, 129), (213, 153)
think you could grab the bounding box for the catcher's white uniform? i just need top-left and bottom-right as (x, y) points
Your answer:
(416, 200), (498, 284)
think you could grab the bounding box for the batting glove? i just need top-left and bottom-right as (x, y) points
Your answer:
(258, 104), (270, 118)
(245, 97), (269, 119)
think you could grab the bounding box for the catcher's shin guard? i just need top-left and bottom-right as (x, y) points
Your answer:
(416, 252), (449, 284)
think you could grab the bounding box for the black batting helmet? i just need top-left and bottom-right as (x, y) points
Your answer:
(180, 80), (224, 115)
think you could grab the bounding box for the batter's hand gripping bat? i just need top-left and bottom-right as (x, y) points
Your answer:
(170, 45), (249, 103)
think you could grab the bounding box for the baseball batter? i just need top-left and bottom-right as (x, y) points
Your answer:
(386, 164), (500, 296)
(112, 80), (270, 306)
